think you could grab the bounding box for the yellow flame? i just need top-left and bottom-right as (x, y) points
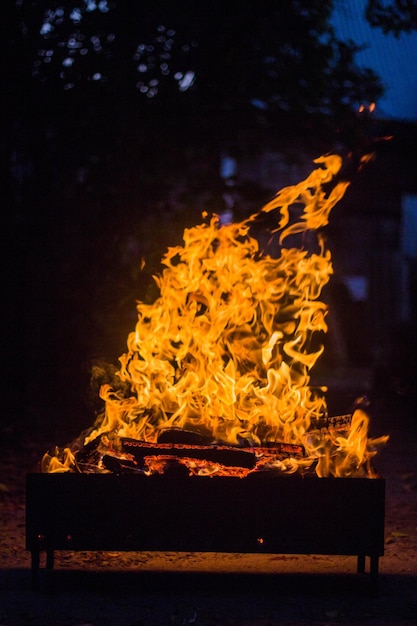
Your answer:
(42, 447), (76, 473)
(48, 154), (387, 476)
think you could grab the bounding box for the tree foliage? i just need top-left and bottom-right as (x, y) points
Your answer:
(6, 1), (386, 292)
(17, 0), (382, 120)
(366, 0), (417, 36)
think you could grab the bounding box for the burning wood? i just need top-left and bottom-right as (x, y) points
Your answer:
(48, 428), (307, 477)
(42, 154), (388, 478)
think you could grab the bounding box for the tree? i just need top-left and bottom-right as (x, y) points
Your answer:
(7, 0), (387, 296)
(366, 0), (417, 36)
(19, 0), (382, 118)
(11, 0), (383, 210)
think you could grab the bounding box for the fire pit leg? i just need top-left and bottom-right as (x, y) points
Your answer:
(31, 549), (40, 591)
(46, 549), (54, 570)
(357, 554), (380, 595)
(357, 554), (365, 573)
(370, 554), (380, 596)
(30, 549), (54, 590)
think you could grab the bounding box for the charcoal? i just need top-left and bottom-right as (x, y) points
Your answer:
(74, 462), (106, 474)
(103, 452), (193, 476)
(260, 442), (305, 458)
(75, 434), (108, 466)
(101, 454), (141, 474)
(121, 439), (257, 469)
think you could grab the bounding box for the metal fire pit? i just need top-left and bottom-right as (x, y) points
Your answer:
(26, 471), (385, 592)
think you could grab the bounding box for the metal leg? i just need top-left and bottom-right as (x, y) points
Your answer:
(357, 554), (365, 574)
(46, 550), (54, 570)
(31, 549), (40, 591)
(370, 555), (379, 596)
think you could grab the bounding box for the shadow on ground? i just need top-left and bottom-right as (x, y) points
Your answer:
(1, 568), (417, 626)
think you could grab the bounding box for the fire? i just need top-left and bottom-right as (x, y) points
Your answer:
(42, 154), (387, 477)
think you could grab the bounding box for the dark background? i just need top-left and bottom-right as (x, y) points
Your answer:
(3, 0), (417, 446)
(1, 6), (416, 625)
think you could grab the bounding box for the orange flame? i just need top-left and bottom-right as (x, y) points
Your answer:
(44, 154), (388, 476)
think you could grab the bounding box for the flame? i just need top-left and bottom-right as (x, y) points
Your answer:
(41, 447), (76, 473)
(45, 154), (388, 476)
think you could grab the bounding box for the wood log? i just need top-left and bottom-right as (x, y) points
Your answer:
(121, 439), (257, 469)
(101, 454), (142, 474)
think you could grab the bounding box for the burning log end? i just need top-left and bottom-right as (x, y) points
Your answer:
(75, 434), (110, 465)
(307, 414), (352, 433)
(101, 455), (142, 474)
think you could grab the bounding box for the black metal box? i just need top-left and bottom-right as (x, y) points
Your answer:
(26, 472), (385, 590)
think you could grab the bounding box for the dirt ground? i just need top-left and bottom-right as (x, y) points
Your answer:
(1, 390), (416, 626)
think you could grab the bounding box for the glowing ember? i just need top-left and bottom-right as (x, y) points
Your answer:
(43, 154), (387, 477)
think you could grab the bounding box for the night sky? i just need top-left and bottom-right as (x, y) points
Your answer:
(332, 0), (417, 121)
